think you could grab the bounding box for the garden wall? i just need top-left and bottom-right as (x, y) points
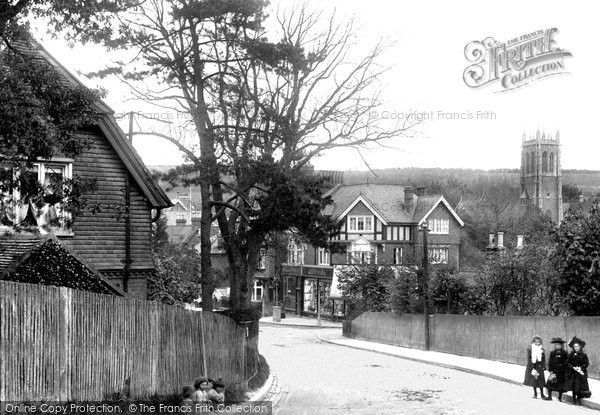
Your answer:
(348, 312), (600, 379)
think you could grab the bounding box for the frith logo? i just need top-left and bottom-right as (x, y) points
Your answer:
(463, 28), (572, 92)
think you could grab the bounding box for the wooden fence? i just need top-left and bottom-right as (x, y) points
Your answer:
(0, 281), (258, 401)
(348, 312), (600, 379)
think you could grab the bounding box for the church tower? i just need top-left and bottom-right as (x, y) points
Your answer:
(520, 129), (563, 223)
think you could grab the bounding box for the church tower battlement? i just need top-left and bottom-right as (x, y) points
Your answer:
(520, 129), (563, 222)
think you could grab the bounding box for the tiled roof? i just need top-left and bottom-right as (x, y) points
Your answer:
(315, 170), (345, 189)
(0, 234), (124, 296)
(323, 184), (414, 223)
(0, 235), (42, 274)
(322, 184), (464, 226)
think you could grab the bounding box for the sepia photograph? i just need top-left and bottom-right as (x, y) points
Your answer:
(0, 0), (599, 414)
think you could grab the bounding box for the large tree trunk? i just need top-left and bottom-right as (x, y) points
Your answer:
(227, 248), (249, 309)
(227, 238), (261, 310)
(199, 181), (214, 312)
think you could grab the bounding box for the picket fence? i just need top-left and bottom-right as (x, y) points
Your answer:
(0, 281), (257, 401)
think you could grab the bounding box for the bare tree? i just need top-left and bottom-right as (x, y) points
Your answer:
(91, 0), (415, 310)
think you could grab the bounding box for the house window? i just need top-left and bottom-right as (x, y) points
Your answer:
(387, 226), (412, 241)
(348, 215), (373, 232)
(252, 280), (263, 301)
(393, 247), (403, 265)
(258, 248), (267, 269)
(177, 212), (186, 220)
(317, 248), (330, 265)
(428, 218), (449, 234)
(429, 246), (449, 264)
(191, 211), (201, 218)
(287, 242), (304, 265)
(0, 161), (73, 230)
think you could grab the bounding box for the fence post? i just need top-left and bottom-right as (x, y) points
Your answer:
(60, 287), (72, 401)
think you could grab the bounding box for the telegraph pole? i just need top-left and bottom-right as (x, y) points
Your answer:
(421, 223), (431, 350)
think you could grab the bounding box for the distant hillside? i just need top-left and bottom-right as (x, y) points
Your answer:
(147, 165), (600, 195)
(333, 168), (600, 195)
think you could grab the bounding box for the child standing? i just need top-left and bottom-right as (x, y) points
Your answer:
(523, 335), (547, 399)
(564, 336), (590, 405)
(545, 337), (568, 401)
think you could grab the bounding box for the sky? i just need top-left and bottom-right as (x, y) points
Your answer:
(32, 0), (599, 171)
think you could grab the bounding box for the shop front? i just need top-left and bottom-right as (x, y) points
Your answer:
(282, 264), (345, 319)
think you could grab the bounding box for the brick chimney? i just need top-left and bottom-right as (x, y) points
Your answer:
(404, 187), (415, 210)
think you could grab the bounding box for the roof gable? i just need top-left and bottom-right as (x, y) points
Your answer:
(10, 38), (172, 209)
(337, 195), (388, 225)
(416, 196), (464, 226)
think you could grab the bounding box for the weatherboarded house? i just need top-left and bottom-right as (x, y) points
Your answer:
(0, 40), (171, 298)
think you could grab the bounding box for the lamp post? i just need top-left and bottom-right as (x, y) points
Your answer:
(421, 223), (431, 350)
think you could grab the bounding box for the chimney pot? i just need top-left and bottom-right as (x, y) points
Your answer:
(517, 234), (524, 249)
(497, 232), (504, 249)
(488, 233), (495, 248)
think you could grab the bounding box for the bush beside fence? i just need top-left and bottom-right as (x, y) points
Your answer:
(0, 281), (258, 401)
(348, 312), (600, 379)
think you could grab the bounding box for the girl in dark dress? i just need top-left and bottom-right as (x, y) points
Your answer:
(545, 337), (568, 401)
(523, 335), (547, 399)
(564, 336), (590, 405)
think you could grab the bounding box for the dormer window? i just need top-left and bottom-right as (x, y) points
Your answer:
(348, 215), (373, 232)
